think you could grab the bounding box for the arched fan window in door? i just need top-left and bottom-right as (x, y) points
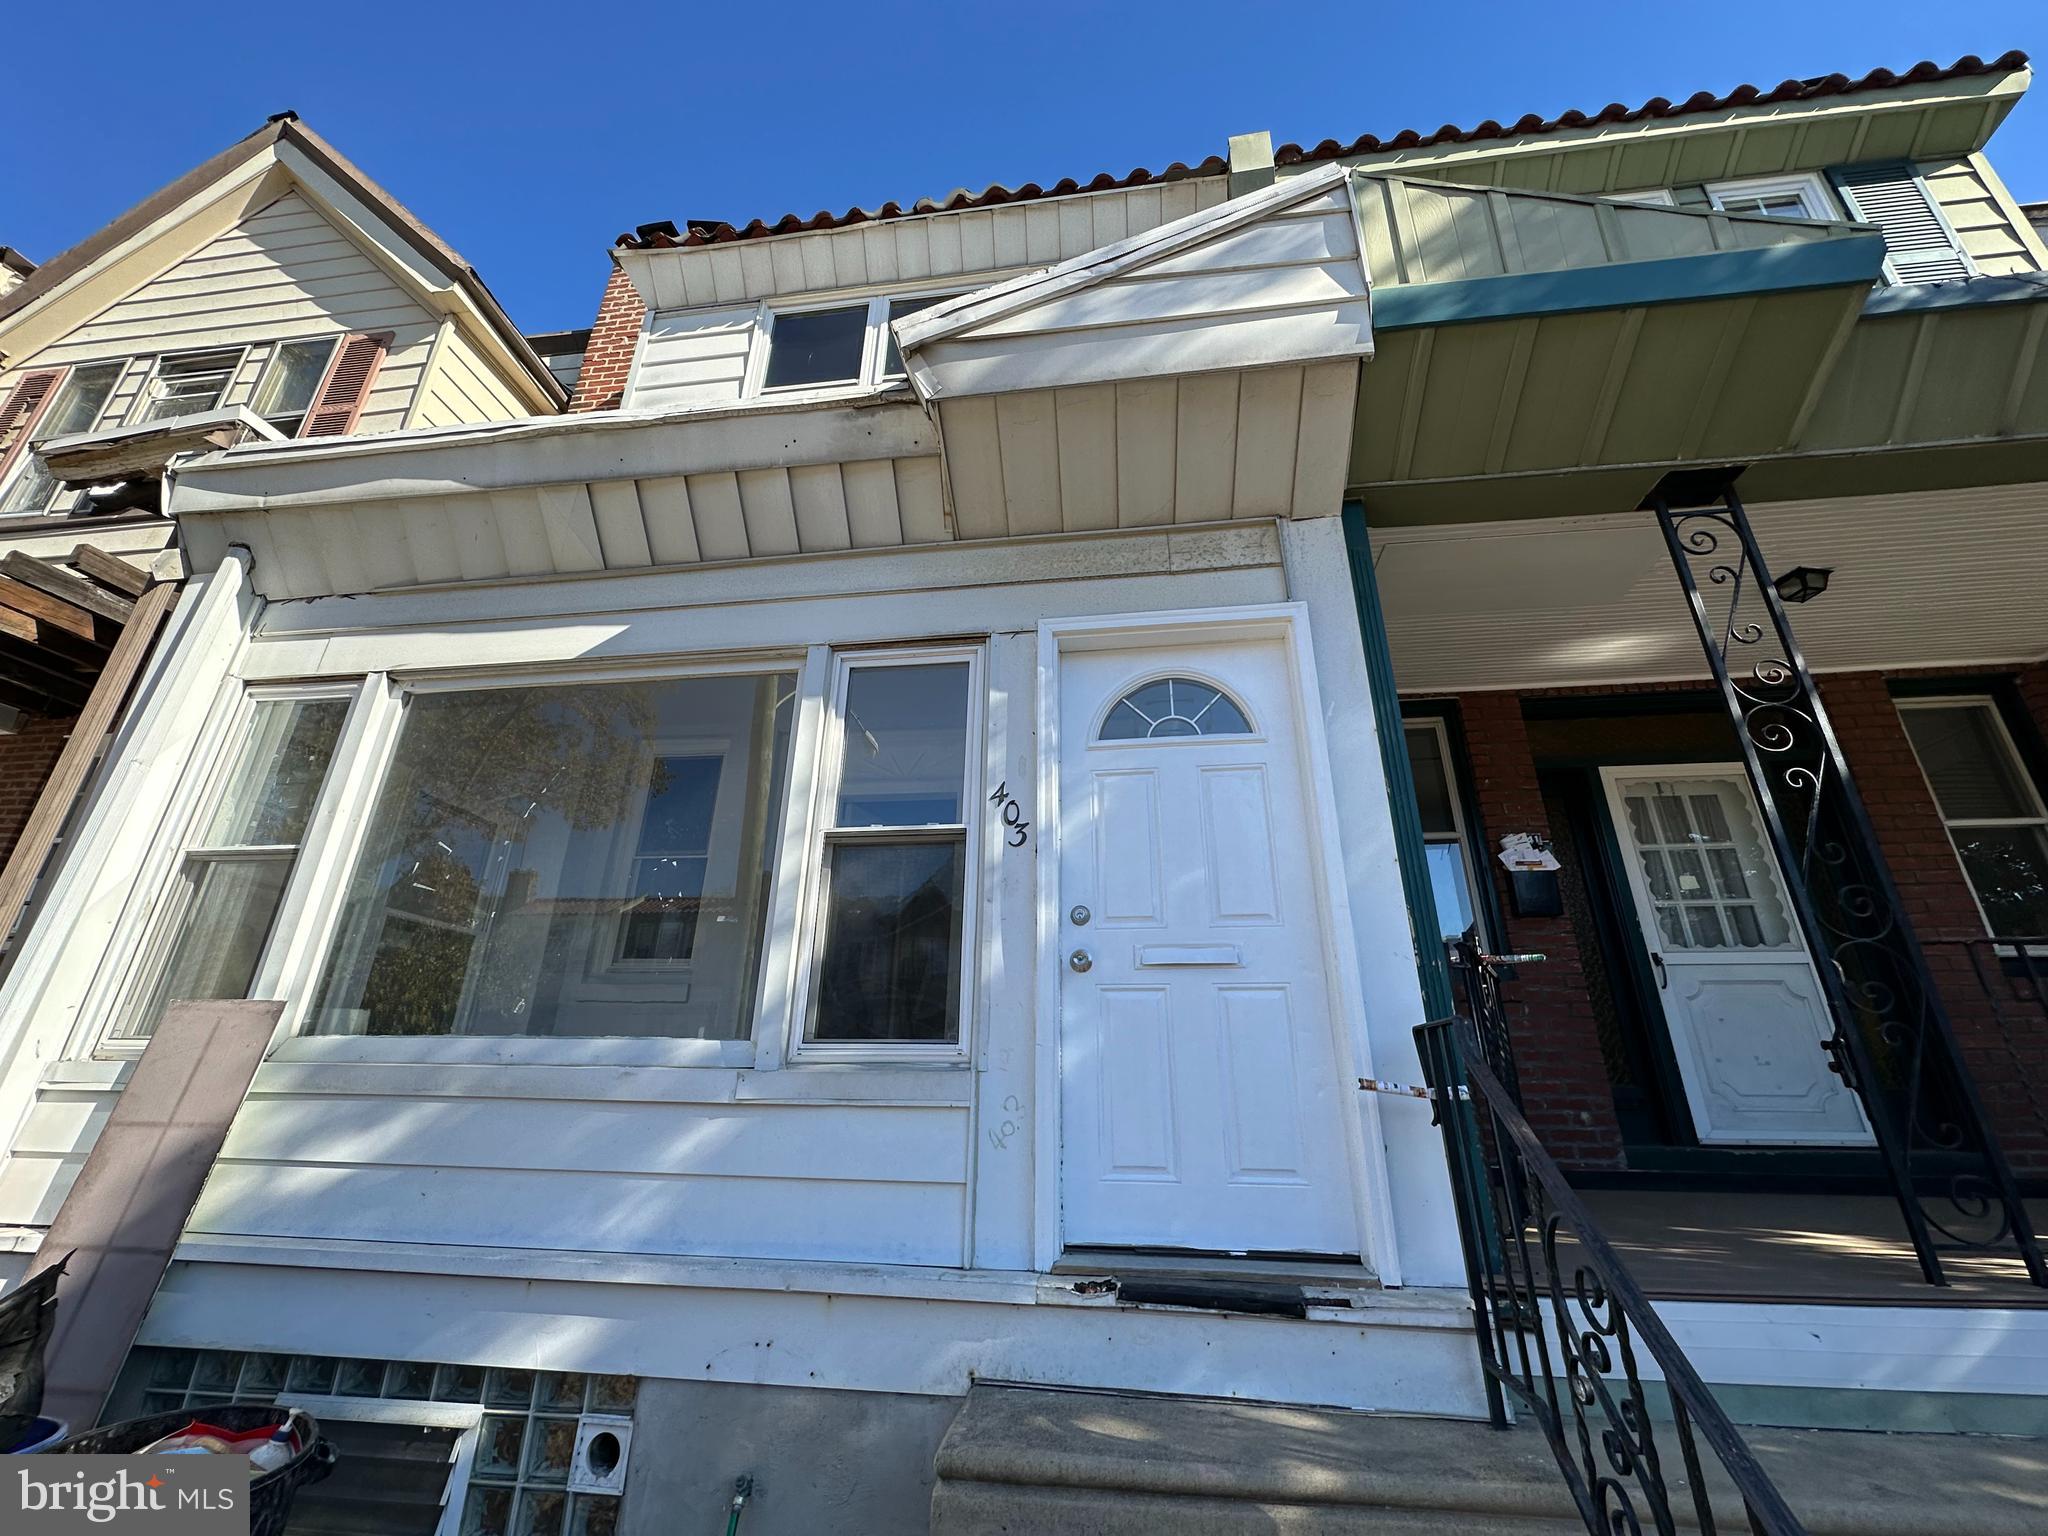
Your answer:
(1099, 677), (1253, 741)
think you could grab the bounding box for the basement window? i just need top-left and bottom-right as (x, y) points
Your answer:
(1898, 697), (2048, 940)
(140, 347), (245, 421)
(306, 669), (798, 1040)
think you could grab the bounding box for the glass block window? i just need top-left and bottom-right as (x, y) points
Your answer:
(113, 1348), (633, 1536)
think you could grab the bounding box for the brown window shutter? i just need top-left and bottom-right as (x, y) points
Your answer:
(298, 332), (391, 438)
(0, 367), (69, 481)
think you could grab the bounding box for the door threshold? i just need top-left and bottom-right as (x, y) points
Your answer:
(1053, 1247), (1378, 1290)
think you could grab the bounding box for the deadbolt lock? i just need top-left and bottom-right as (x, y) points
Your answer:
(1069, 905), (1091, 926)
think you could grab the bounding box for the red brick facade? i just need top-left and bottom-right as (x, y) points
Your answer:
(568, 265), (646, 414)
(0, 713), (75, 874)
(1445, 669), (2048, 1174)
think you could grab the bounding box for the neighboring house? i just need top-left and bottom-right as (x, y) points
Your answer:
(1, 51), (2047, 1536)
(0, 113), (565, 981)
(525, 327), (591, 400)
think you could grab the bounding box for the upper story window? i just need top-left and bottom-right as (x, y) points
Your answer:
(757, 292), (952, 393)
(1898, 697), (2048, 939)
(0, 361), (123, 515)
(251, 338), (340, 436)
(141, 347), (243, 421)
(1706, 174), (1837, 221)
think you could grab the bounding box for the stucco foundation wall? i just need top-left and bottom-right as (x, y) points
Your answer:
(619, 1378), (957, 1536)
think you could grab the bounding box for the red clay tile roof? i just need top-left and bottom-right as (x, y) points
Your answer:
(616, 51), (2027, 251)
(1276, 50), (2030, 165)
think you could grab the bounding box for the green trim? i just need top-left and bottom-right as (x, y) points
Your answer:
(1860, 273), (2048, 315)
(1372, 234), (1886, 331)
(1342, 502), (1457, 1018)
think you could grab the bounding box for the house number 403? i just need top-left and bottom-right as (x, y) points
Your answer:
(989, 783), (1031, 846)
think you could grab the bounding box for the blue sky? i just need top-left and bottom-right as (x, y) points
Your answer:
(4, 3), (2042, 333)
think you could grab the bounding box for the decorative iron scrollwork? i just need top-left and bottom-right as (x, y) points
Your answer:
(1652, 488), (2045, 1287)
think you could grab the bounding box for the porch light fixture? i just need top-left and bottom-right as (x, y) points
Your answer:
(1772, 565), (1833, 604)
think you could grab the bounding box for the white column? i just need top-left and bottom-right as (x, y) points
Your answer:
(1279, 515), (1465, 1288)
(0, 549), (259, 1155)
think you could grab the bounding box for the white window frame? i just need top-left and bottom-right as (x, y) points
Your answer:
(0, 359), (128, 516)
(1705, 173), (1840, 221)
(130, 344), (250, 424)
(1404, 714), (1490, 949)
(267, 654), (815, 1069)
(744, 284), (975, 398)
(1603, 188), (1676, 206)
(275, 1394), (483, 1536)
(1896, 694), (2048, 940)
(785, 643), (985, 1064)
(247, 335), (342, 436)
(86, 679), (366, 1057)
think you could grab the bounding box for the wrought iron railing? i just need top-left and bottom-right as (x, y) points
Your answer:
(1417, 1016), (1807, 1536)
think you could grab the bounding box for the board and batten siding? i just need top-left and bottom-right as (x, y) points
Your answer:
(1921, 154), (2048, 275)
(19, 192), (438, 434)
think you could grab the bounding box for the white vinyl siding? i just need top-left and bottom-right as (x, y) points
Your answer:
(1919, 155), (2046, 276)
(26, 192), (439, 434)
(621, 178), (1231, 312)
(410, 329), (531, 429)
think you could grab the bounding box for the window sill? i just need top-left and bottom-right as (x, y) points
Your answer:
(269, 1034), (757, 1069)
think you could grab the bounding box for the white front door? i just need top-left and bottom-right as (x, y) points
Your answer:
(1057, 637), (1358, 1255)
(1601, 764), (1872, 1146)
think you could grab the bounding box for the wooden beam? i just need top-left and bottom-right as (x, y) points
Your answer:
(69, 544), (152, 599)
(0, 574), (96, 641)
(0, 550), (134, 625)
(0, 580), (178, 953)
(0, 632), (98, 697)
(0, 670), (87, 717)
(0, 610), (111, 671)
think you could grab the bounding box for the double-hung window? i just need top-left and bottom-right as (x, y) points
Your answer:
(140, 347), (244, 422)
(800, 651), (979, 1052)
(1897, 697), (2048, 939)
(0, 361), (123, 515)
(757, 292), (953, 393)
(107, 692), (351, 1040)
(1403, 717), (1488, 946)
(250, 338), (340, 436)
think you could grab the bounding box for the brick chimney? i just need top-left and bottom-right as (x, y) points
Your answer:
(568, 261), (646, 412)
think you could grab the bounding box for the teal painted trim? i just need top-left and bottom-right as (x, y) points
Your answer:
(1860, 273), (2048, 315)
(1342, 502), (1457, 1019)
(1372, 233), (1887, 331)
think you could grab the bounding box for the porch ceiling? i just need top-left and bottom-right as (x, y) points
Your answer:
(1372, 482), (2048, 694)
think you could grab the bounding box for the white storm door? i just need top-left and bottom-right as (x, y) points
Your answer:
(1602, 765), (1872, 1147)
(1058, 638), (1358, 1255)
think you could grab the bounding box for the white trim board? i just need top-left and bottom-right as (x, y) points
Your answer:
(142, 1247), (1488, 1417)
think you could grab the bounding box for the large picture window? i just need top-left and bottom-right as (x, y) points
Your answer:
(802, 652), (978, 1050)
(308, 670), (798, 1040)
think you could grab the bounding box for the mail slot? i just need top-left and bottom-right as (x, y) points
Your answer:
(1135, 944), (1243, 967)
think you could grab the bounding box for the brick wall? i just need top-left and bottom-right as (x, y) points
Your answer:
(1822, 669), (2048, 1175)
(1453, 691), (1627, 1167)
(1445, 672), (2048, 1175)
(568, 264), (646, 414)
(0, 713), (74, 873)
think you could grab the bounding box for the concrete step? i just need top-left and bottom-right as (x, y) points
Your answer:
(930, 1383), (2048, 1535)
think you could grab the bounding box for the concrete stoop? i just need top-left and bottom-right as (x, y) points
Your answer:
(929, 1383), (2048, 1535)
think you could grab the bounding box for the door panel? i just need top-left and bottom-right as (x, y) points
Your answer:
(1602, 765), (1871, 1146)
(1058, 639), (1357, 1254)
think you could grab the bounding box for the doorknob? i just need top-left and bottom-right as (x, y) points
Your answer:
(1651, 953), (1667, 990)
(1069, 950), (1093, 973)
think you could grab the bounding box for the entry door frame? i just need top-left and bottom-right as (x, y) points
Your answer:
(1032, 603), (1401, 1280)
(1598, 760), (1874, 1147)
